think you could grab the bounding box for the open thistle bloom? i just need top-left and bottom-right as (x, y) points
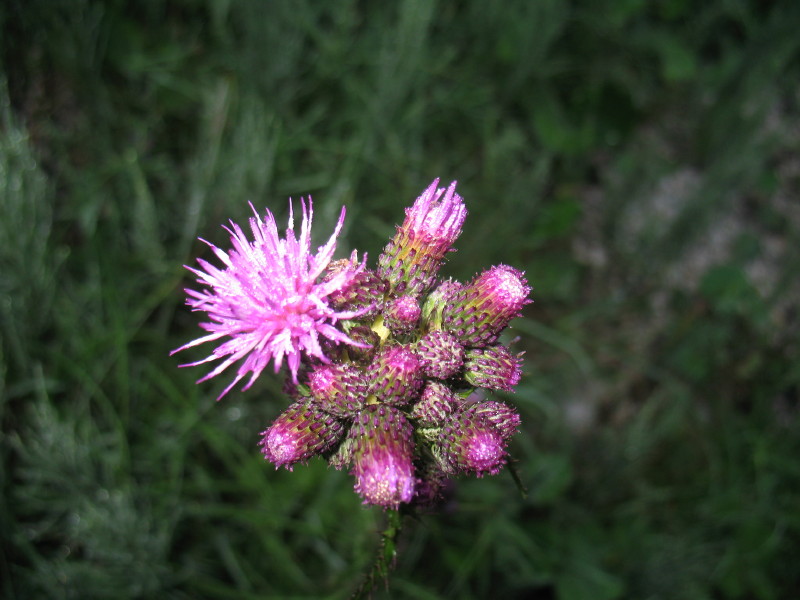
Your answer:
(172, 199), (367, 399)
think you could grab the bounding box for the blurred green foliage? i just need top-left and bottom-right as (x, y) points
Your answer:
(2, 0), (799, 598)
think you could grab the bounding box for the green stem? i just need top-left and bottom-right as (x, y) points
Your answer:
(351, 508), (403, 599)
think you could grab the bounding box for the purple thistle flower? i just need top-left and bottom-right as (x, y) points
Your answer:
(410, 381), (459, 425)
(378, 179), (467, 296)
(259, 401), (344, 470)
(384, 295), (421, 336)
(368, 345), (424, 406)
(414, 329), (464, 379)
(351, 405), (415, 508)
(443, 265), (531, 347)
(439, 411), (507, 477)
(463, 344), (524, 392)
(308, 362), (369, 418)
(465, 400), (521, 439)
(172, 199), (368, 399)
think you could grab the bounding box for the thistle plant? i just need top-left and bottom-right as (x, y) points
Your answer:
(174, 179), (531, 511)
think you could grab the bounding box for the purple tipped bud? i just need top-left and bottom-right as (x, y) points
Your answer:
(463, 345), (523, 391)
(465, 400), (521, 439)
(384, 295), (421, 336)
(368, 345), (423, 406)
(443, 265), (531, 347)
(440, 411), (507, 477)
(343, 325), (380, 363)
(350, 405), (415, 508)
(414, 330), (464, 379)
(324, 256), (387, 320)
(378, 179), (467, 296)
(259, 401), (344, 470)
(308, 362), (368, 418)
(410, 381), (459, 425)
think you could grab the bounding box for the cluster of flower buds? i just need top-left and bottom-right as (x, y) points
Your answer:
(255, 179), (531, 509)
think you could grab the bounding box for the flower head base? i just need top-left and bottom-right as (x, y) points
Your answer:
(351, 405), (415, 508)
(378, 179), (466, 296)
(172, 199), (368, 398)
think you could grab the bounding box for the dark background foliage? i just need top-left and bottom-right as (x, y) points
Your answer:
(2, 1), (799, 598)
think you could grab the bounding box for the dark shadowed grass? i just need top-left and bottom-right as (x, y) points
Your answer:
(2, 1), (800, 598)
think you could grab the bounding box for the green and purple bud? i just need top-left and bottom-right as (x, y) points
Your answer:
(368, 345), (423, 406)
(421, 278), (463, 325)
(410, 380), (459, 425)
(442, 265), (531, 347)
(463, 344), (523, 391)
(324, 253), (387, 320)
(259, 401), (344, 470)
(350, 405), (415, 508)
(439, 410), (507, 477)
(308, 362), (369, 418)
(414, 330), (464, 379)
(465, 400), (521, 439)
(342, 325), (380, 363)
(384, 295), (421, 336)
(378, 179), (466, 297)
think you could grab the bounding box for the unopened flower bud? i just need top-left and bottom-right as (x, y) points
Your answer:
(324, 254), (387, 320)
(384, 295), (421, 336)
(259, 401), (344, 470)
(343, 325), (380, 363)
(378, 179), (466, 296)
(465, 400), (520, 439)
(308, 362), (368, 418)
(442, 265), (531, 347)
(463, 344), (523, 391)
(351, 405), (415, 508)
(439, 410), (507, 476)
(421, 278), (463, 325)
(368, 345), (423, 406)
(414, 330), (464, 379)
(410, 381), (459, 425)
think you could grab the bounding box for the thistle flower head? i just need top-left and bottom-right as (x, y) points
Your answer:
(465, 400), (521, 439)
(260, 401), (344, 470)
(443, 265), (531, 347)
(173, 199), (368, 398)
(414, 330), (464, 379)
(410, 381), (459, 425)
(440, 411), (507, 477)
(464, 344), (524, 392)
(378, 179), (467, 296)
(384, 295), (421, 336)
(351, 405), (415, 508)
(402, 179), (467, 250)
(368, 345), (424, 406)
(308, 362), (369, 418)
